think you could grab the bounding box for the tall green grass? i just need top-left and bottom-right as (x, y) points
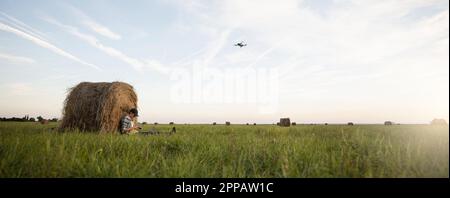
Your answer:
(0, 122), (448, 177)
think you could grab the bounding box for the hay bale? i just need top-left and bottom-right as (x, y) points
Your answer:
(347, 122), (354, 126)
(253, 123), (256, 125)
(226, 121), (230, 126)
(384, 121), (393, 125)
(292, 122), (296, 126)
(246, 123), (249, 125)
(276, 122), (280, 126)
(169, 122), (174, 125)
(431, 119), (447, 125)
(279, 118), (290, 127)
(59, 82), (137, 133)
(212, 122), (216, 125)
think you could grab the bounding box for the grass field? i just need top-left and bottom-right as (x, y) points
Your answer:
(0, 122), (448, 178)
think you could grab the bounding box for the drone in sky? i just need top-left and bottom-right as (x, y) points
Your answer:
(234, 41), (247, 48)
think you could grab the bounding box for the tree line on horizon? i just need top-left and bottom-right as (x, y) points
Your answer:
(0, 115), (58, 122)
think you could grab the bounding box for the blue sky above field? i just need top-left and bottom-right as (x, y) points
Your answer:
(0, 0), (448, 124)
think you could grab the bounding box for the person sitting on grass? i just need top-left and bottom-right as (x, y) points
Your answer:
(120, 108), (141, 134)
(120, 108), (177, 135)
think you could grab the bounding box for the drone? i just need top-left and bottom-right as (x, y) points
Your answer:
(234, 41), (247, 48)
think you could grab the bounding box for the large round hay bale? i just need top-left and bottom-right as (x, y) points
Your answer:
(40, 119), (49, 125)
(279, 118), (290, 127)
(431, 119), (447, 125)
(59, 82), (137, 133)
(384, 121), (393, 125)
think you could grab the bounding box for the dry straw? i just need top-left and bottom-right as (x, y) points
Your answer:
(431, 118), (447, 125)
(279, 118), (290, 127)
(59, 82), (137, 133)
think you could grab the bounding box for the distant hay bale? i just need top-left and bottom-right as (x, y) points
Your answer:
(246, 123), (249, 125)
(276, 122), (280, 126)
(169, 122), (174, 125)
(431, 118), (447, 125)
(212, 122), (216, 125)
(384, 121), (393, 125)
(279, 118), (290, 127)
(347, 122), (354, 126)
(253, 123), (256, 125)
(59, 82), (137, 133)
(291, 122), (296, 126)
(324, 123), (328, 125)
(154, 122), (158, 125)
(226, 121), (230, 126)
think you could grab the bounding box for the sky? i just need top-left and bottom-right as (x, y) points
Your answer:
(0, 0), (448, 124)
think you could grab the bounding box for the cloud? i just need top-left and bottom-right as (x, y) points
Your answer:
(169, 0), (448, 77)
(0, 19), (101, 70)
(0, 11), (48, 42)
(200, 29), (232, 67)
(43, 16), (168, 73)
(163, 0), (448, 121)
(82, 20), (121, 40)
(0, 52), (35, 64)
(67, 5), (122, 40)
(5, 83), (33, 96)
